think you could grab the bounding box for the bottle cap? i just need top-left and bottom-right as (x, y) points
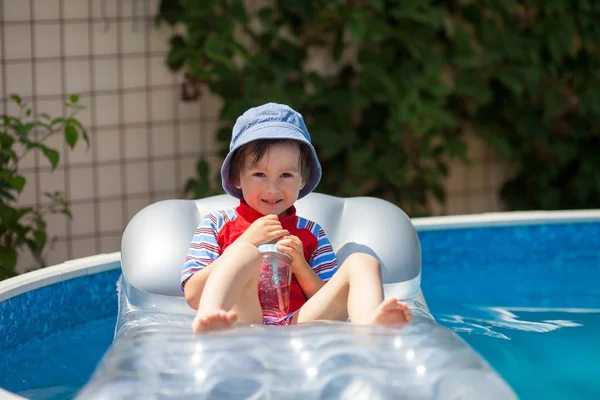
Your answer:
(258, 244), (291, 259)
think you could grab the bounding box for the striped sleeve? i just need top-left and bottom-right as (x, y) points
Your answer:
(181, 213), (221, 290)
(308, 223), (338, 282)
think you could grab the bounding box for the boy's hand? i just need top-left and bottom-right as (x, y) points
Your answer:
(238, 214), (289, 246)
(276, 235), (306, 271)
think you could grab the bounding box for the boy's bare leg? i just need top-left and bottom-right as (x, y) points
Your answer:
(293, 253), (412, 325)
(193, 241), (264, 332)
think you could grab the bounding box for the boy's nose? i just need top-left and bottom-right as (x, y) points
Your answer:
(265, 180), (279, 193)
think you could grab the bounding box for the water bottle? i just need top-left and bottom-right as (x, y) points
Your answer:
(257, 244), (292, 319)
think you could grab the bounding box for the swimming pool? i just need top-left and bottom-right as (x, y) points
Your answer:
(1, 212), (599, 399)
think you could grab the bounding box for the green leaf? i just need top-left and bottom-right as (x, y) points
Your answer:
(9, 176), (26, 192)
(9, 94), (21, 105)
(166, 35), (188, 71)
(0, 247), (18, 274)
(64, 124), (78, 149)
(69, 94), (79, 103)
(33, 230), (47, 249)
(42, 147), (60, 169)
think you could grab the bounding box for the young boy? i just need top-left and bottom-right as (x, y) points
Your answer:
(181, 103), (412, 332)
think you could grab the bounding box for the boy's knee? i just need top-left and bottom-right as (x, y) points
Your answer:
(224, 240), (261, 262)
(342, 252), (381, 276)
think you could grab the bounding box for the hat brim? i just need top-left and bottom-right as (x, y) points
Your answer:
(221, 122), (322, 200)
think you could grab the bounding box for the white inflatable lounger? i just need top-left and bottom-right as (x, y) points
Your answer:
(78, 193), (517, 399)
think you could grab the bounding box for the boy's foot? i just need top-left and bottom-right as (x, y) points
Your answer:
(370, 298), (413, 325)
(192, 309), (238, 333)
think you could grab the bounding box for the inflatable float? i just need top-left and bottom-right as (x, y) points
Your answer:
(78, 193), (517, 399)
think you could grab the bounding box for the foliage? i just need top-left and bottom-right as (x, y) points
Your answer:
(158, 0), (600, 213)
(0, 94), (89, 280)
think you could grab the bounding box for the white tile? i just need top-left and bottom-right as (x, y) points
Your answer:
(70, 237), (97, 260)
(201, 90), (224, 119)
(68, 166), (95, 200)
(43, 208), (69, 238)
(14, 141), (36, 169)
(200, 120), (221, 152)
(62, 0), (89, 19)
(16, 247), (38, 274)
(94, 94), (120, 126)
(125, 194), (151, 222)
(148, 23), (170, 52)
(37, 97), (66, 118)
(5, 63), (33, 96)
(124, 126), (148, 159)
(35, 61), (63, 96)
(121, 0), (158, 17)
(150, 88), (175, 122)
(33, 0), (60, 20)
(33, 23), (60, 58)
(68, 202), (97, 235)
(93, 59), (119, 91)
(63, 23), (90, 56)
(123, 92), (147, 124)
(121, 24), (147, 53)
(65, 59), (91, 93)
(4, 25), (32, 59)
(95, 129), (121, 161)
(178, 98), (202, 120)
(38, 167), (66, 198)
(151, 125), (175, 156)
(97, 164), (123, 197)
(98, 199), (125, 232)
(100, 234), (121, 253)
(90, 0), (116, 19)
(149, 55), (175, 86)
(178, 122), (202, 154)
(125, 163), (149, 194)
(178, 157), (196, 191)
(122, 57), (147, 88)
(2, 97), (22, 118)
(45, 239), (68, 266)
(3, 1), (31, 21)
(92, 22), (118, 55)
(152, 159), (177, 192)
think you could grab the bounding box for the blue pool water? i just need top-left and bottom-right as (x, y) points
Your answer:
(1, 222), (599, 399)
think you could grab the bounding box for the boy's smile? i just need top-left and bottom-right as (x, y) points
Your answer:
(235, 142), (306, 216)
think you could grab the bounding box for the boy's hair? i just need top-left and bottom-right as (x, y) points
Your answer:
(228, 139), (313, 185)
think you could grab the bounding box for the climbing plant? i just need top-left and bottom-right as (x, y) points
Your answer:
(0, 94), (89, 280)
(157, 0), (600, 213)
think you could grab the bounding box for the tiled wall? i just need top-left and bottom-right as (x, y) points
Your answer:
(1, 0), (222, 272)
(0, 0), (512, 272)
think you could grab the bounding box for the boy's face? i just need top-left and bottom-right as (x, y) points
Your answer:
(235, 142), (306, 216)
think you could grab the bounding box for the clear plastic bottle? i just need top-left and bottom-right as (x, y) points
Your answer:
(257, 244), (292, 319)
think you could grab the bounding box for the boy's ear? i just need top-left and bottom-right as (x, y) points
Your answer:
(299, 180), (306, 190)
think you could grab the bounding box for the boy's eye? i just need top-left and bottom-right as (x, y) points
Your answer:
(252, 172), (266, 177)
(281, 173), (293, 178)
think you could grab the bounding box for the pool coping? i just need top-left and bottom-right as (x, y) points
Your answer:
(0, 252), (121, 303)
(1, 209), (599, 304)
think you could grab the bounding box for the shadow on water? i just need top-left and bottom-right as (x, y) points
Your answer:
(434, 305), (600, 400)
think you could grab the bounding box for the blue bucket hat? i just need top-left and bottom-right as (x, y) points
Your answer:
(221, 103), (322, 199)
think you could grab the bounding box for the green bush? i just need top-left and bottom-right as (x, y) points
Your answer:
(158, 0), (600, 213)
(0, 94), (88, 280)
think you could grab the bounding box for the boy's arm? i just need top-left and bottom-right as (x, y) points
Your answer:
(293, 224), (339, 299)
(181, 215), (221, 309)
(293, 258), (325, 299)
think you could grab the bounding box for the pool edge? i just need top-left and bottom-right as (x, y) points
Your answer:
(0, 252), (121, 302)
(412, 209), (600, 230)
